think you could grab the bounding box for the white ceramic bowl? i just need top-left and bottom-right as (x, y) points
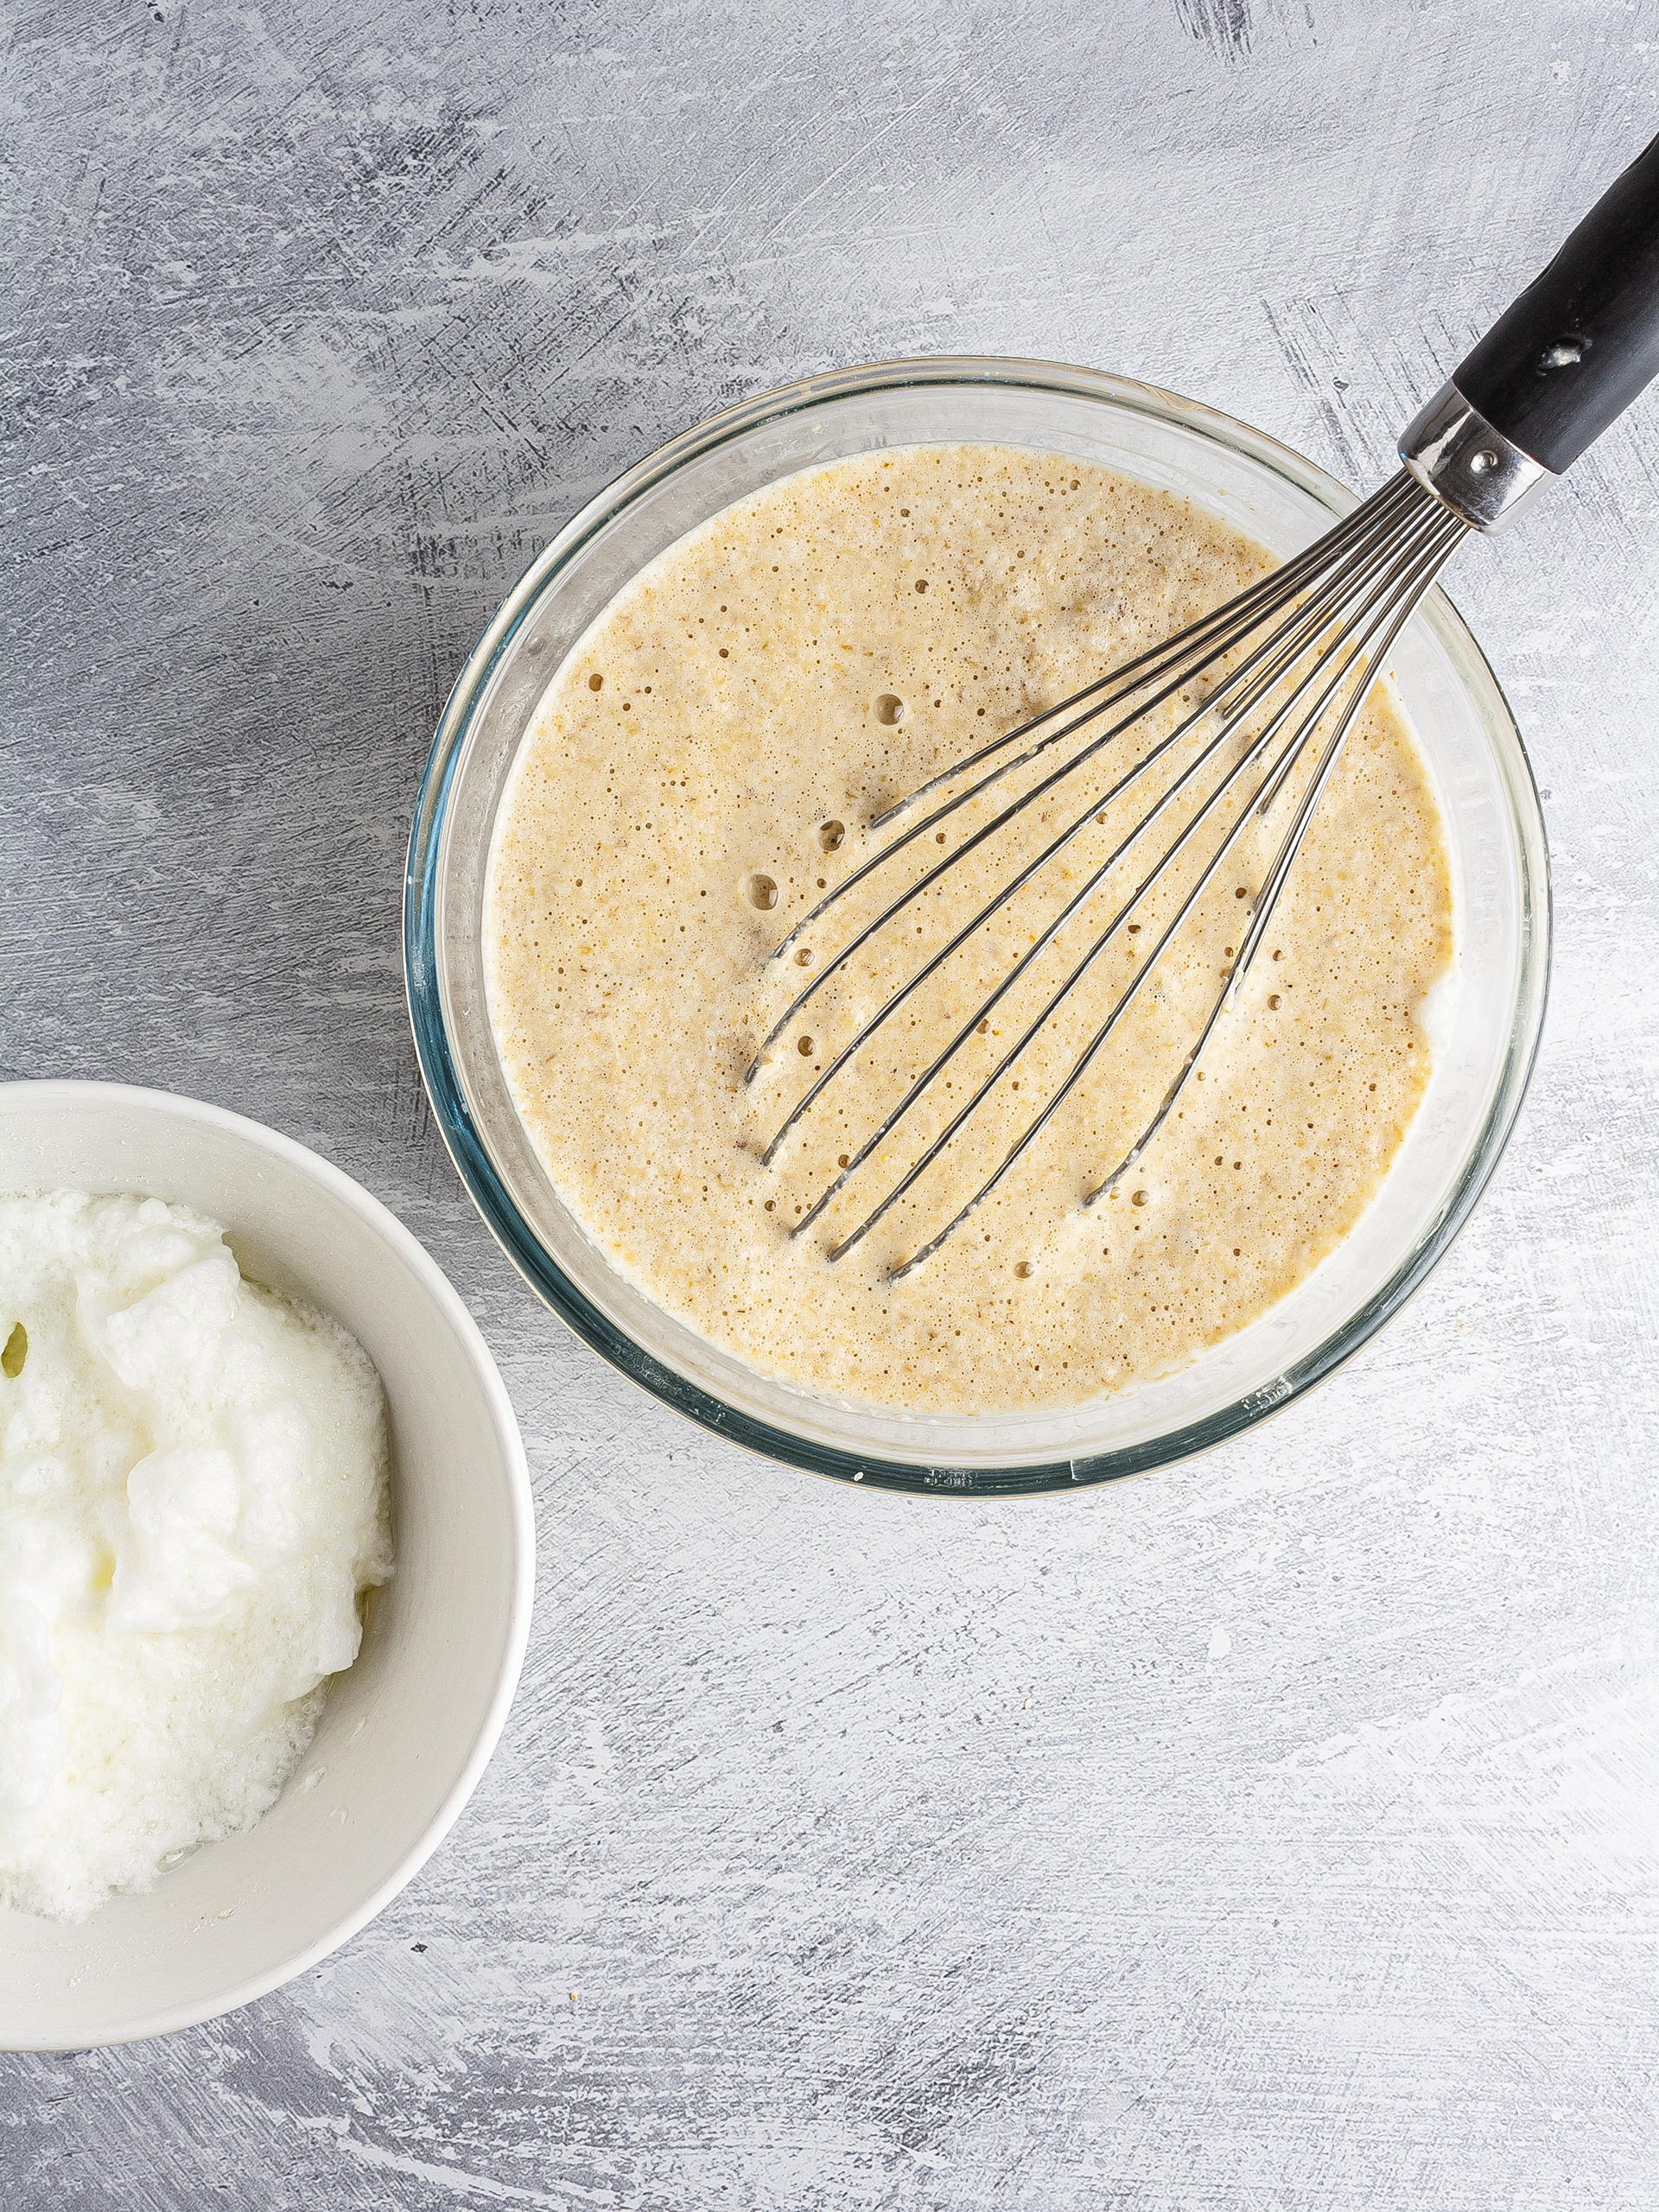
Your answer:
(0, 1081), (534, 2050)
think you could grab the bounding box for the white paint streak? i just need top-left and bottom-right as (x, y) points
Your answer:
(335, 2133), (610, 2209)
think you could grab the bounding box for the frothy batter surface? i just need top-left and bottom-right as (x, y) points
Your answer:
(486, 445), (1452, 1414)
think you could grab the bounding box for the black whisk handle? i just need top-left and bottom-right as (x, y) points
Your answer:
(1457, 129), (1659, 474)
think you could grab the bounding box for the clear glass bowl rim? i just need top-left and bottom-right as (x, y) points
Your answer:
(404, 353), (1551, 1498)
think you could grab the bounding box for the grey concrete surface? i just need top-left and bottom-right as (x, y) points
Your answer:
(4, 1), (1659, 2204)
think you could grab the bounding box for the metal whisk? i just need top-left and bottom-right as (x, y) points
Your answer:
(747, 133), (1659, 1277)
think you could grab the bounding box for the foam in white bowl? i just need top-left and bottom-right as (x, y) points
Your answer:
(0, 1191), (391, 1922)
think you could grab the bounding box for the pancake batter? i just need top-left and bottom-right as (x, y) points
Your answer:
(486, 446), (1452, 1414)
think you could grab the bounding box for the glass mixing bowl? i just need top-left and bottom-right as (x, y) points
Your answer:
(405, 358), (1549, 1497)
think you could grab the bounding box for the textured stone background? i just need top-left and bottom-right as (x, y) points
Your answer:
(5, 1), (1659, 2204)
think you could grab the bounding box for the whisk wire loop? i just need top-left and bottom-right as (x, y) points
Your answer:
(778, 484), (1451, 1211)
(747, 469), (1467, 1275)
(842, 489), (1465, 1274)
